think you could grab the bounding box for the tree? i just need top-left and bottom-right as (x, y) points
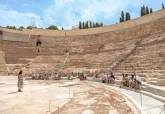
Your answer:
(82, 22), (85, 29)
(150, 8), (153, 13)
(141, 5), (146, 16)
(19, 26), (24, 31)
(121, 11), (125, 22)
(126, 12), (131, 21)
(93, 22), (96, 28)
(85, 21), (89, 29)
(119, 11), (125, 22)
(79, 21), (81, 29)
(27, 26), (33, 30)
(47, 25), (58, 30)
(100, 23), (103, 27)
(79, 21), (103, 29)
(62, 27), (64, 30)
(6, 26), (16, 29)
(146, 6), (149, 14)
(119, 17), (122, 22)
(162, 3), (165, 9)
(96, 22), (99, 27)
(89, 21), (92, 28)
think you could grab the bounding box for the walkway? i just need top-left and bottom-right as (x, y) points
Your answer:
(90, 81), (165, 114)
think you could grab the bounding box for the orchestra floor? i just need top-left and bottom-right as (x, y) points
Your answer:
(0, 76), (137, 114)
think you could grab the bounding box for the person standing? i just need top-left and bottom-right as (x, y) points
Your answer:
(18, 70), (24, 92)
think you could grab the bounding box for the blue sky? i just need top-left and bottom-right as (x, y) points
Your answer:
(0, 0), (164, 29)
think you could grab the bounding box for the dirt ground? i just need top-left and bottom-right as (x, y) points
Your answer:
(0, 76), (137, 114)
(53, 81), (136, 114)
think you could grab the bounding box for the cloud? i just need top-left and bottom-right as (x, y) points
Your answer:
(0, 0), (164, 29)
(42, 0), (142, 29)
(0, 4), (42, 27)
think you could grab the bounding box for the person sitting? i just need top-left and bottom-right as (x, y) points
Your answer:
(129, 74), (136, 88)
(134, 75), (142, 89)
(121, 73), (129, 87)
(102, 73), (107, 83)
(107, 74), (111, 84)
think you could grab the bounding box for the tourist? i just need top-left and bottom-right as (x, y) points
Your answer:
(134, 75), (142, 89)
(102, 72), (106, 83)
(120, 73), (129, 87)
(110, 72), (115, 83)
(129, 74), (135, 88)
(18, 70), (24, 92)
(107, 73), (110, 83)
(110, 72), (115, 79)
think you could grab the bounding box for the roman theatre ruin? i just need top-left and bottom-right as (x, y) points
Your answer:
(0, 9), (165, 114)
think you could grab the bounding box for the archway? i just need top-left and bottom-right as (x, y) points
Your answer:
(36, 40), (42, 55)
(36, 40), (42, 47)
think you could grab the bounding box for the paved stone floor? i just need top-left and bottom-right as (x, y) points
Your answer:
(91, 81), (165, 114)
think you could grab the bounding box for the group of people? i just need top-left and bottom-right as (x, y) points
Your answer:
(31, 71), (88, 81)
(101, 72), (116, 84)
(97, 71), (142, 89)
(17, 68), (142, 92)
(120, 73), (142, 89)
(31, 72), (61, 80)
(78, 73), (87, 80)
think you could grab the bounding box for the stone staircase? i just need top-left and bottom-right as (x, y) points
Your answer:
(111, 38), (142, 71)
(113, 31), (165, 85)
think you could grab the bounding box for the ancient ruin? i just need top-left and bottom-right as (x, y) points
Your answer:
(0, 9), (165, 114)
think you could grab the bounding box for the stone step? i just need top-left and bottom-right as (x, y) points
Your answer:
(148, 79), (165, 86)
(142, 83), (165, 97)
(140, 90), (165, 103)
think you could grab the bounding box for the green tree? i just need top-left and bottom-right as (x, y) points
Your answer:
(126, 12), (131, 21)
(141, 5), (146, 16)
(89, 21), (92, 28)
(6, 26), (17, 29)
(27, 26), (33, 30)
(85, 21), (89, 29)
(100, 23), (103, 27)
(162, 3), (165, 9)
(146, 6), (149, 14)
(62, 27), (64, 30)
(121, 11), (125, 22)
(79, 21), (82, 29)
(150, 8), (153, 13)
(96, 22), (99, 27)
(82, 22), (85, 29)
(119, 11), (126, 22)
(47, 25), (58, 30)
(119, 17), (122, 22)
(92, 22), (95, 28)
(19, 26), (24, 31)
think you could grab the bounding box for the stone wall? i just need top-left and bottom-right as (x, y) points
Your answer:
(0, 32), (8, 75)
(1, 13), (165, 66)
(2, 31), (30, 42)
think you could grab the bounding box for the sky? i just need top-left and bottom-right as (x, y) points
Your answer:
(0, 0), (164, 29)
